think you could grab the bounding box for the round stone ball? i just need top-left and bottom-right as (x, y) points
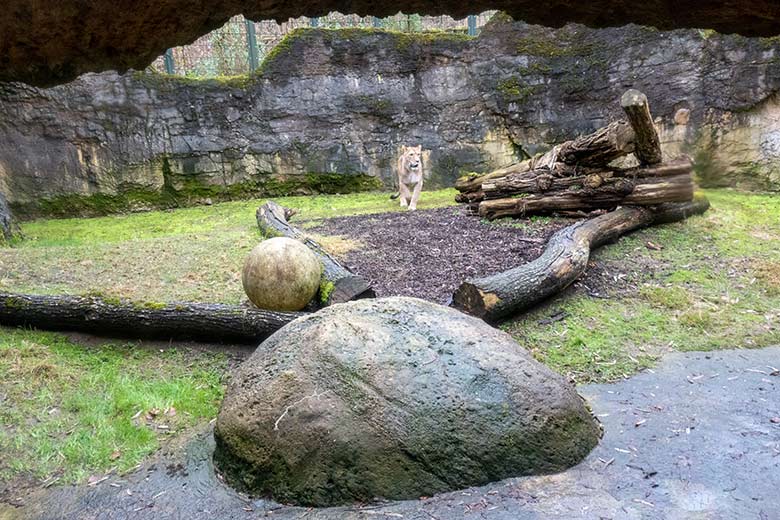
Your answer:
(242, 237), (321, 311)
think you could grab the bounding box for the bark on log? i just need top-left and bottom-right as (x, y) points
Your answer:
(455, 190), (487, 203)
(556, 120), (636, 166)
(256, 201), (375, 305)
(478, 172), (694, 220)
(621, 89), (663, 166)
(454, 121), (635, 197)
(452, 195), (711, 322)
(455, 158), (533, 193)
(0, 292), (302, 344)
(482, 157), (692, 200)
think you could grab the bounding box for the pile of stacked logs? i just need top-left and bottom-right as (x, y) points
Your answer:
(455, 90), (694, 219)
(450, 90), (710, 322)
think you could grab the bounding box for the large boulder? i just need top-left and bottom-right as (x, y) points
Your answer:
(214, 297), (600, 506)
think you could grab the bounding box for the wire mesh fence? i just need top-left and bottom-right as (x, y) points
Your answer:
(150, 12), (497, 78)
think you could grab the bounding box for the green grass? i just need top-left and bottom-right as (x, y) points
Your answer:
(0, 328), (225, 485)
(0, 186), (777, 490)
(0, 189), (456, 492)
(502, 189), (780, 382)
(0, 189), (457, 304)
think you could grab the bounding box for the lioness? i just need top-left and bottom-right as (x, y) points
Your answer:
(390, 145), (424, 210)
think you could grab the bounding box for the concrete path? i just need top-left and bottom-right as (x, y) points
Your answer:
(4, 347), (779, 520)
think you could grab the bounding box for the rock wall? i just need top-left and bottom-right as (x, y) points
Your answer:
(1, 17), (779, 218)
(4, 0), (780, 87)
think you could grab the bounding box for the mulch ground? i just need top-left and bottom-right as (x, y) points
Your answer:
(308, 206), (575, 305)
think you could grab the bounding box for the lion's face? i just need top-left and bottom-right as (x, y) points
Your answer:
(401, 145), (422, 171)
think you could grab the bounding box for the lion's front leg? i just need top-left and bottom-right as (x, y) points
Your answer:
(399, 182), (411, 207)
(409, 180), (422, 210)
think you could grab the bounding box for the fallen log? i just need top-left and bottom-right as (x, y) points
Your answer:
(256, 201), (375, 305)
(454, 120), (635, 196)
(455, 190), (487, 204)
(452, 195), (710, 322)
(556, 120), (635, 166)
(482, 158), (692, 200)
(0, 292), (301, 344)
(455, 158), (534, 194)
(621, 89), (662, 166)
(478, 172), (694, 220)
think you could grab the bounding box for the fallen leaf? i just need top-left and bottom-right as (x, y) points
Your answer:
(110, 450), (121, 460)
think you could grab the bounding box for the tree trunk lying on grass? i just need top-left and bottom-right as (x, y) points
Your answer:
(256, 201), (375, 305)
(0, 292), (302, 344)
(454, 89), (678, 217)
(451, 195), (710, 323)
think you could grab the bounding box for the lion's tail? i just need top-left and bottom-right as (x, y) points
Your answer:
(389, 192), (400, 200)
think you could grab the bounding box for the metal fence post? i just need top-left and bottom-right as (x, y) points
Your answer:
(467, 15), (477, 36)
(163, 48), (175, 74)
(245, 19), (259, 72)
(310, 17), (319, 28)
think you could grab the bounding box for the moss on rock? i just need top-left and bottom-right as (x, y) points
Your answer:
(214, 297), (600, 506)
(12, 172), (382, 220)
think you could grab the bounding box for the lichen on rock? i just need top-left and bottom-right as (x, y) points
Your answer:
(214, 297), (600, 506)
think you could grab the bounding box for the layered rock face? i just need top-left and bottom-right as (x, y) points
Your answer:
(3, 0), (780, 87)
(214, 297), (601, 506)
(2, 18), (779, 218)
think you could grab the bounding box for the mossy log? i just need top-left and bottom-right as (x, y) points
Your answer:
(452, 195), (710, 322)
(0, 292), (302, 343)
(256, 201), (375, 305)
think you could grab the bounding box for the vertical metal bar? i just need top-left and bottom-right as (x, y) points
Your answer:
(245, 18), (259, 72)
(310, 17), (319, 28)
(163, 48), (175, 74)
(373, 17), (382, 28)
(467, 15), (477, 36)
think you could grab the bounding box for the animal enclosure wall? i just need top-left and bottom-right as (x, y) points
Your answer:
(1, 16), (779, 218)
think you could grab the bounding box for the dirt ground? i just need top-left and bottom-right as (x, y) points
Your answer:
(309, 206), (573, 304)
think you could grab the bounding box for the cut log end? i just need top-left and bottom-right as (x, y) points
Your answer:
(620, 89), (648, 109)
(329, 277), (376, 305)
(451, 284), (500, 321)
